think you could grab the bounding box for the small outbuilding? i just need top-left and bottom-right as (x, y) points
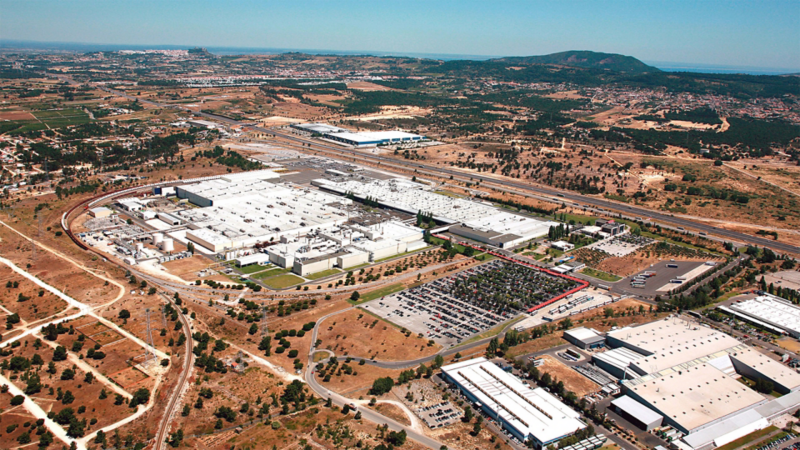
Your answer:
(563, 327), (605, 350)
(89, 207), (113, 218)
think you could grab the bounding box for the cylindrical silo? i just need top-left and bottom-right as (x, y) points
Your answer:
(135, 243), (144, 252)
(152, 233), (163, 245)
(161, 238), (174, 252)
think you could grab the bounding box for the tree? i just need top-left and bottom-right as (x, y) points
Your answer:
(386, 430), (407, 446)
(370, 377), (394, 396)
(350, 291), (361, 302)
(129, 388), (150, 408)
(433, 354), (444, 369)
(52, 346), (67, 361)
(463, 405), (474, 422)
(187, 242), (195, 255)
(118, 310), (131, 319)
(248, 323), (258, 335)
(10, 395), (24, 406)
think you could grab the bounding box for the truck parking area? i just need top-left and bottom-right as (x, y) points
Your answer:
(617, 260), (715, 296)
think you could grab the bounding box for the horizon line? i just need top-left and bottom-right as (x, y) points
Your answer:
(2, 39), (798, 75)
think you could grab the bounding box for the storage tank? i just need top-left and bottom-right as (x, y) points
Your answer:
(135, 243), (144, 252)
(152, 233), (164, 245)
(161, 238), (174, 252)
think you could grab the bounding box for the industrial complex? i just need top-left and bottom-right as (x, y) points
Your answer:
(441, 357), (587, 449)
(291, 123), (427, 147)
(564, 317), (800, 450)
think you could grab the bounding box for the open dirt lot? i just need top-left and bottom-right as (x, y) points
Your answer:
(319, 364), (405, 398)
(537, 354), (599, 396)
(777, 337), (800, 354)
(0, 265), (71, 325)
(317, 308), (441, 361)
(160, 255), (214, 280)
(589, 244), (723, 278)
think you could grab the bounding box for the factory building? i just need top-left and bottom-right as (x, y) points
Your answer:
(563, 327), (605, 350)
(609, 396), (662, 431)
(723, 295), (800, 338)
(292, 123), (426, 147)
(441, 357), (586, 449)
(89, 207), (113, 218)
(317, 177), (557, 247)
(595, 317), (800, 448)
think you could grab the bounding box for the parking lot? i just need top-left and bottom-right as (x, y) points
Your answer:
(615, 260), (712, 296)
(363, 260), (580, 347)
(591, 234), (655, 257)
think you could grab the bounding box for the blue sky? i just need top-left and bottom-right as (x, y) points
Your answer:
(3, 0), (799, 71)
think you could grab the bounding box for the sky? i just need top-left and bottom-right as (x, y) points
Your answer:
(2, 0), (799, 71)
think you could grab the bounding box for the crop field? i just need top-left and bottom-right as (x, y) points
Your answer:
(0, 108), (91, 133)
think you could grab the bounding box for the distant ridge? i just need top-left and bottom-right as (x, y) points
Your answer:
(493, 50), (660, 74)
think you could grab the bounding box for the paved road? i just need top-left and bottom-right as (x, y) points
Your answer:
(306, 309), (444, 450)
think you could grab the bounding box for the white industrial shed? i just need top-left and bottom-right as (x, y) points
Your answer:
(441, 357), (586, 449)
(563, 327), (605, 349)
(592, 347), (643, 379)
(610, 396), (662, 431)
(727, 295), (800, 338)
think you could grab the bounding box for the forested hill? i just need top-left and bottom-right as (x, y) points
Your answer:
(493, 50), (660, 74)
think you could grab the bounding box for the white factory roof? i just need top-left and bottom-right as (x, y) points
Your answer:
(630, 331), (741, 375)
(462, 212), (557, 241)
(594, 347), (643, 374)
(608, 317), (740, 355)
(728, 347), (800, 391)
(564, 327), (603, 343)
(328, 130), (422, 143)
(235, 253), (271, 266)
(442, 357), (585, 444)
(728, 295), (800, 336)
(610, 396), (662, 426)
(682, 409), (769, 450)
(293, 123), (348, 134)
(90, 206), (112, 215)
(186, 228), (230, 247)
(625, 362), (765, 432)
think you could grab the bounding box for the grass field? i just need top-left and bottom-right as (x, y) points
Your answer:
(261, 274), (304, 289)
(252, 267), (291, 280)
(0, 108), (91, 133)
(352, 283), (405, 304)
(237, 263), (273, 275)
(581, 267), (622, 282)
(305, 268), (342, 280)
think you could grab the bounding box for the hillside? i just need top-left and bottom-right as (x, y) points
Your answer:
(494, 50), (660, 74)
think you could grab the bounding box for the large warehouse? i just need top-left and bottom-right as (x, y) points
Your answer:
(292, 123), (426, 147)
(723, 294), (800, 338)
(316, 177), (558, 246)
(595, 317), (800, 448)
(441, 357), (586, 449)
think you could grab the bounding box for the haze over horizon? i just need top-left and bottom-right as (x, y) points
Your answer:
(2, 0), (799, 73)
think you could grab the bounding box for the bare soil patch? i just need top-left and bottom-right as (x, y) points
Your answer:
(318, 308), (441, 361)
(538, 355), (599, 396)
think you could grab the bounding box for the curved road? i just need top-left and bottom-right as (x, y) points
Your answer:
(306, 308), (445, 449)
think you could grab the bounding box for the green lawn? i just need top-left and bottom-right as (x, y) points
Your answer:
(305, 268), (342, 280)
(261, 274), (304, 289)
(252, 268), (292, 280)
(581, 267), (622, 282)
(238, 263), (273, 275)
(352, 283), (405, 304)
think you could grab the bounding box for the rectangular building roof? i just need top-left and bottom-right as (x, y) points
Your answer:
(728, 295), (800, 336)
(564, 327), (604, 344)
(593, 347), (644, 374)
(442, 357), (585, 444)
(235, 253), (271, 266)
(728, 347), (800, 391)
(610, 396), (663, 426)
(625, 362), (765, 432)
